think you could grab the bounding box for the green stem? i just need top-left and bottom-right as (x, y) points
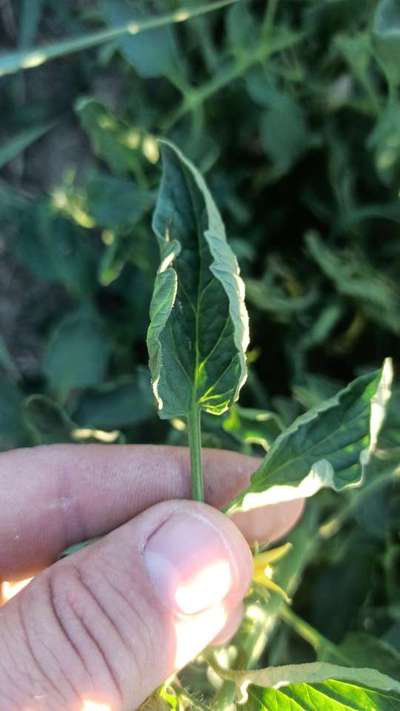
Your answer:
(279, 605), (350, 664)
(0, 0), (237, 77)
(187, 403), (204, 501)
(262, 0), (280, 36)
(162, 30), (304, 132)
(319, 467), (400, 540)
(175, 686), (210, 710)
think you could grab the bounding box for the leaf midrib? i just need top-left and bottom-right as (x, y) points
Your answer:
(183, 168), (210, 404)
(185, 177), (236, 401)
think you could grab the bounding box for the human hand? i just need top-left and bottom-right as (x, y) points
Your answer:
(0, 445), (303, 710)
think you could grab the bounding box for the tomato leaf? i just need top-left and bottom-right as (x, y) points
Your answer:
(43, 310), (113, 399)
(226, 359), (393, 513)
(374, 0), (400, 86)
(99, 0), (179, 79)
(147, 140), (249, 420)
(240, 663), (400, 709)
(23, 394), (75, 444)
(0, 377), (27, 451)
(330, 633), (400, 681)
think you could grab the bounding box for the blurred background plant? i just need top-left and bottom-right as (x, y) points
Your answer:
(1, 0), (400, 708)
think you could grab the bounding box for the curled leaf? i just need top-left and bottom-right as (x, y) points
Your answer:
(226, 359), (393, 513)
(147, 140), (249, 420)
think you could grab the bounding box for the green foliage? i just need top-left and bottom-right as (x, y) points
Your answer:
(249, 677), (400, 710)
(226, 365), (390, 513)
(0, 379), (27, 450)
(147, 141), (248, 420)
(260, 91), (312, 177)
(1, 0), (400, 708)
(221, 661), (400, 707)
(85, 173), (153, 228)
(373, 0), (400, 85)
(99, 0), (179, 79)
(73, 371), (154, 429)
(23, 395), (75, 444)
(306, 232), (400, 334)
(147, 140), (249, 499)
(330, 633), (400, 680)
(0, 1), (234, 77)
(76, 98), (144, 177)
(12, 205), (98, 296)
(43, 310), (112, 398)
(0, 122), (55, 170)
(223, 405), (283, 451)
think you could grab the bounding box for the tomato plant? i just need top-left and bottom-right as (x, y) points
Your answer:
(0, 1), (400, 709)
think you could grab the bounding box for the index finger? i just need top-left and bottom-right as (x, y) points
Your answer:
(0, 444), (303, 578)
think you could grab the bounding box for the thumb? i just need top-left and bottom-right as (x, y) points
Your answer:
(0, 500), (252, 710)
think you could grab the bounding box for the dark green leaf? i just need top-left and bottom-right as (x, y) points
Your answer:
(245, 277), (317, 323)
(336, 33), (372, 78)
(76, 98), (144, 177)
(368, 103), (400, 185)
(225, 1), (256, 54)
(296, 303), (344, 355)
(373, 0), (400, 85)
(18, 0), (44, 48)
(248, 675), (400, 710)
(293, 373), (344, 410)
(333, 633), (400, 681)
(0, 335), (19, 380)
(260, 93), (311, 175)
(306, 231), (400, 333)
(100, 0), (179, 78)
(43, 311), (112, 398)
(223, 405), (283, 451)
(86, 172), (154, 228)
(98, 233), (127, 287)
(226, 361), (392, 512)
(304, 0), (370, 37)
(0, 123), (54, 170)
(0, 1), (234, 77)
(23, 395), (75, 444)
(12, 206), (98, 296)
(147, 140), (249, 419)
(0, 378), (27, 451)
(73, 371), (154, 429)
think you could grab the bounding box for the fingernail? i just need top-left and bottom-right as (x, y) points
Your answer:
(144, 513), (239, 615)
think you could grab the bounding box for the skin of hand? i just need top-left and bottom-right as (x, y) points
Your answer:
(0, 445), (304, 711)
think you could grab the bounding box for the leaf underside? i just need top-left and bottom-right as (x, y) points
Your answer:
(147, 140), (249, 419)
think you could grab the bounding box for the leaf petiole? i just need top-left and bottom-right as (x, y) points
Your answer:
(187, 402), (204, 501)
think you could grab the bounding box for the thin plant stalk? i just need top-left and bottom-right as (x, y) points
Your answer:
(279, 605), (350, 665)
(187, 403), (204, 502)
(0, 0), (237, 77)
(163, 31), (304, 132)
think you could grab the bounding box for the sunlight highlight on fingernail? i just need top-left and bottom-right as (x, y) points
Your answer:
(175, 559), (231, 614)
(174, 602), (229, 669)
